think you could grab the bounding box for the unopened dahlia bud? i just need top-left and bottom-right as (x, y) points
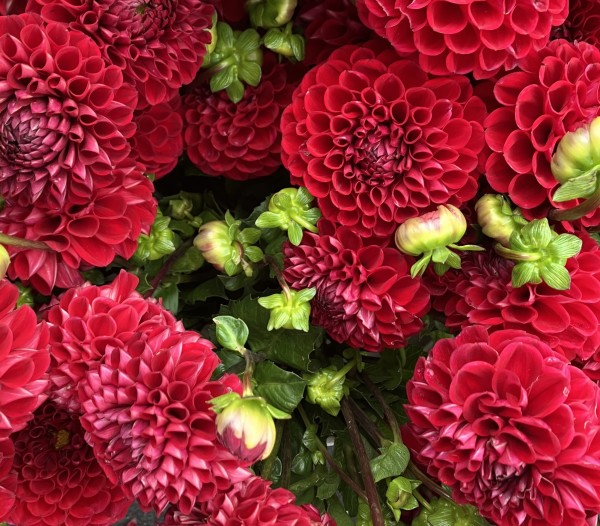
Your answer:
(247, 0), (298, 28)
(134, 210), (176, 261)
(263, 23), (305, 61)
(412, 497), (485, 526)
(258, 287), (315, 332)
(194, 220), (243, 275)
(0, 244), (9, 280)
(167, 195), (194, 220)
(475, 194), (527, 246)
(304, 363), (351, 416)
(386, 477), (420, 521)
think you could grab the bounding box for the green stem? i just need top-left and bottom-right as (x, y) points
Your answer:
(360, 372), (401, 443)
(0, 233), (52, 251)
(242, 350), (255, 396)
(493, 243), (541, 262)
(413, 489), (432, 512)
(550, 182), (600, 221)
(325, 356), (357, 389)
(289, 214), (318, 233)
(144, 239), (193, 298)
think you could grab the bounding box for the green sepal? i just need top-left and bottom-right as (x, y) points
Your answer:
(512, 262), (540, 288)
(410, 252), (432, 278)
(210, 392), (241, 413)
(244, 246), (264, 263)
(266, 403), (292, 420)
(540, 262), (571, 290)
(547, 234), (583, 259)
(214, 315), (249, 352)
(256, 211), (285, 229)
(210, 66), (236, 92)
(226, 80), (245, 103)
(552, 172), (598, 202)
(288, 221), (304, 245)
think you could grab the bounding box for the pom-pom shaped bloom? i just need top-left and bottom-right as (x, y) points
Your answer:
(0, 439), (16, 522)
(0, 162), (156, 295)
(281, 43), (486, 242)
(425, 234), (600, 363)
(184, 54), (297, 181)
(0, 280), (49, 439)
(283, 219), (430, 352)
(356, 0), (568, 79)
(27, 0), (215, 109)
(8, 401), (132, 526)
(559, 0), (600, 47)
(131, 96), (184, 179)
(162, 475), (336, 525)
(79, 323), (250, 514)
(44, 271), (178, 412)
(405, 325), (600, 526)
(0, 14), (137, 209)
(484, 39), (600, 226)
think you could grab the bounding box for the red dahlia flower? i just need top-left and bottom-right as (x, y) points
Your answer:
(26, 0), (214, 109)
(162, 475), (336, 526)
(184, 54), (298, 181)
(281, 42), (486, 242)
(405, 325), (600, 526)
(484, 39), (600, 226)
(558, 0), (600, 47)
(79, 322), (250, 514)
(425, 234), (600, 363)
(0, 439), (15, 522)
(205, 0), (247, 27)
(0, 0), (24, 14)
(0, 162), (156, 295)
(356, 0), (568, 79)
(8, 401), (132, 526)
(0, 13), (137, 210)
(44, 271), (179, 412)
(283, 219), (430, 352)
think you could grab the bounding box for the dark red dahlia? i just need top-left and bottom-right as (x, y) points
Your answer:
(0, 0), (24, 14)
(0, 439), (16, 522)
(0, 280), (49, 439)
(0, 13), (137, 209)
(425, 234), (600, 363)
(162, 475), (336, 526)
(0, 161), (156, 295)
(356, 0), (568, 79)
(131, 95), (184, 179)
(184, 54), (298, 181)
(26, 0), (214, 109)
(404, 325), (600, 526)
(283, 219), (430, 352)
(8, 401), (132, 526)
(205, 0), (247, 27)
(484, 39), (600, 226)
(43, 271), (179, 412)
(557, 0), (600, 47)
(281, 42), (486, 242)
(79, 322), (250, 514)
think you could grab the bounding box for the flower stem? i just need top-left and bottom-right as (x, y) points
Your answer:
(360, 372), (401, 443)
(0, 233), (52, 251)
(144, 239), (193, 298)
(550, 183), (600, 221)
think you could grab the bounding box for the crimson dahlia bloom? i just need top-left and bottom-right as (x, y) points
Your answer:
(356, 0), (568, 79)
(0, 13), (137, 209)
(0, 439), (15, 522)
(558, 0), (600, 47)
(8, 401), (132, 526)
(405, 326), (600, 526)
(184, 55), (298, 181)
(27, 0), (215, 109)
(484, 39), (600, 226)
(281, 42), (486, 242)
(283, 219), (430, 352)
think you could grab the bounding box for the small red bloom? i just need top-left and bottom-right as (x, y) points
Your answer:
(281, 42), (486, 242)
(405, 325), (600, 526)
(283, 219), (430, 352)
(356, 0), (568, 79)
(484, 39), (600, 226)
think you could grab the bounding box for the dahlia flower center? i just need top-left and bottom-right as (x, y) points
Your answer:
(54, 429), (70, 450)
(107, 0), (175, 37)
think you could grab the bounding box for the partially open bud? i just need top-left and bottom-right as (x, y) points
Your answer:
(194, 220), (243, 275)
(258, 287), (315, 332)
(385, 477), (420, 521)
(0, 245), (9, 280)
(247, 0), (298, 28)
(475, 194), (527, 246)
(412, 497), (486, 526)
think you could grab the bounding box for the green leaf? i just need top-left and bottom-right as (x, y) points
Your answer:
(210, 66), (236, 92)
(213, 315), (249, 352)
(183, 277), (227, 303)
(238, 227), (262, 245)
(239, 61), (262, 87)
(244, 245), (264, 263)
(253, 361), (306, 413)
(552, 173), (598, 202)
(290, 34), (305, 61)
(288, 221), (304, 245)
(154, 283), (179, 314)
(327, 497), (354, 526)
(170, 246), (204, 273)
(548, 234), (583, 259)
(291, 451), (313, 475)
(226, 79), (245, 103)
(369, 443), (410, 483)
(316, 471), (340, 500)
(540, 262), (571, 290)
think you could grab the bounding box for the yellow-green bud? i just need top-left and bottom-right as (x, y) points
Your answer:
(552, 117), (600, 183)
(193, 220), (243, 275)
(475, 194), (527, 246)
(386, 477), (420, 521)
(258, 288), (315, 332)
(135, 210), (176, 261)
(0, 245), (9, 280)
(247, 0), (298, 28)
(304, 365), (349, 416)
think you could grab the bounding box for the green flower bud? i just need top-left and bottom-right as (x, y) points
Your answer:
(386, 477), (420, 521)
(412, 498), (485, 526)
(194, 220), (244, 275)
(304, 364), (351, 416)
(263, 23), (305, 61)
(134, 210), (177, 261)
(246, 0), (297, 28)
(0, 245), (9, 281)
(167, 196), (194, 220)
(258, 287), (315, 332)
(475, 194), (527, 246)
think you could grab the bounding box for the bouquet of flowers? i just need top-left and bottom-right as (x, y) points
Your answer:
(1, 1), (600, 525)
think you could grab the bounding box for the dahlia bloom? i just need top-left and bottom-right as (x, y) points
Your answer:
(0, 163), (156, 295)
(484, 39), (600, 226)
(162, 475), (336, 526)
(8, 401), (132, 526)
(281, 42), (486, 242)
(0, 13), (137, 209)
(184, 54), (298, 181)
(27, 0), (215, 109)
(43, 271), (179, 412)
(79, 322), (250, 514)
(404, 325), (600, 526)
(0, 280), (49, 439)
(0, 438), (16, 521)
(356, 0), (568, 79)
(205, 0), (247, 27)
(425, 234), (600, 363)
(283, 219), (430, 352)
(131, 96), (184, 179)
(559, 0), (600, 47)
(0, 0), (24, 14)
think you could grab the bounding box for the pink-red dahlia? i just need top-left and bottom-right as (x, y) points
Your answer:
(356, 0), (568, 79)
(8, 401), (132, 526)
(0, 161), (156, 295)
(484, 39), (600, 226)
(425, 234), (600, 363)
(162, 475), (336, 526)
(27, 0), (215, 109)
(43, 271), (179, 412)
(283, 219), (430, 352)
(131, 95), (184, 179)
(558, 0), (600, 47)
(0, 280), (49, 439)
(79, 322), (250, 514)
(281, 42), (486, 242)
(404, 325), (600, 526)
(184, 54), (298, 181)
(0, 13), (137, 209)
